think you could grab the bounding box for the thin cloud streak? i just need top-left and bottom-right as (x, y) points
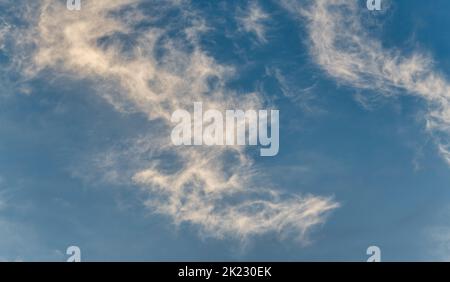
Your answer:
(282, 0), (450, 165)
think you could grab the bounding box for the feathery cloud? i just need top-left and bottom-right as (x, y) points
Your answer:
(282, 0), (450, 165)
(5, 0), (339, 242)
(237, 2), (270, 44)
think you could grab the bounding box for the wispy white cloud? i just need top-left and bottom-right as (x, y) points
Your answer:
(281, 0), (450, 165)
(0, 18), (10, 50)
(237, 2), (270, 44)
(7, 0), (338, 242)
(265, 67), (324, 115)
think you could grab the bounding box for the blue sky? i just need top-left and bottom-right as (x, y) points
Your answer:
(1, 0), (450, 261)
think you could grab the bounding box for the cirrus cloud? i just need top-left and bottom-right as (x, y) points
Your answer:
(4, 0), (339, 242)
(282, 0), (450, 165)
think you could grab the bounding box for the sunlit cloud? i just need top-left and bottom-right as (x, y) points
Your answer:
(281, 0), (450, 165)
(5, 0), (339, 242)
